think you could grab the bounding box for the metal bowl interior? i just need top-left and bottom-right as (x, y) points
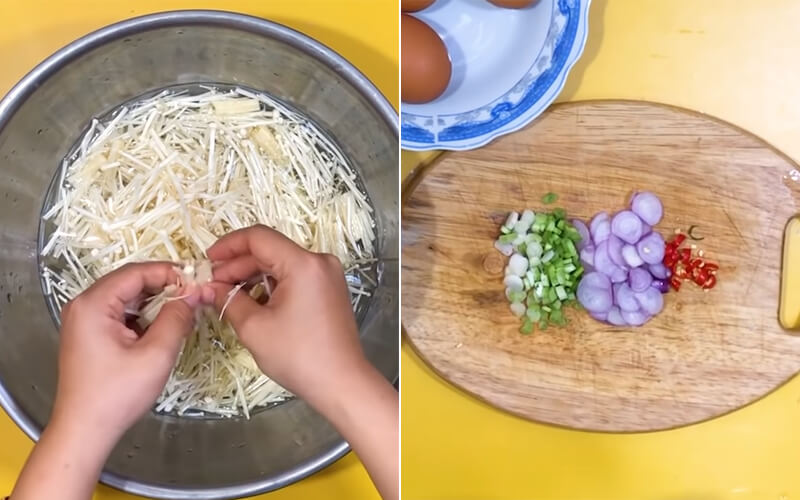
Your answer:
(0, 10), (398, 499)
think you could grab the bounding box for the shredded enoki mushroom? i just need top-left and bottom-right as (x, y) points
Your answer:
(39, 87), (377, 417)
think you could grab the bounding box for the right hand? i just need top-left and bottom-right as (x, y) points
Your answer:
(207, 225), (368, 408)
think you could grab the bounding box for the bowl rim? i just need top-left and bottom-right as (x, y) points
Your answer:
(400, 0), (591, 151)
(0, 9), (397, 499)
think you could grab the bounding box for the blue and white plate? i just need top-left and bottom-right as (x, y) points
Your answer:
(401, 0), (591, 151)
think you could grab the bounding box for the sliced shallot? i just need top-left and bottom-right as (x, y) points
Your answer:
(611, 210), (643, 244)
(636, 231), (665, 265)
(628, 267), (653, 292)
(590, 212), (611, 243)
(635, 286), (664, 315)
(615, 283), (639, 312)
(622, 309), (650, 326)
(631, 191), (663, 226)
(622, 244), (644, 268)
(572, 219), (591, 250)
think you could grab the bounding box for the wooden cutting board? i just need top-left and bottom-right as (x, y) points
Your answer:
(402, 100), (800, 432)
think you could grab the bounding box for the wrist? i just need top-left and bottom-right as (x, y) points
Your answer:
(48, 405), (122, 461)
(30, 412), (116, 486)
(315, 358), (394, 429)
(10, 405), (119, 500)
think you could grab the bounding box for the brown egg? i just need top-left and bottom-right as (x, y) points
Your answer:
(402, 15), (451, 104)
(402, 0), (436, 12)
(487, 0), (539, 8)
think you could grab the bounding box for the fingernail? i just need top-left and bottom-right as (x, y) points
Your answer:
(201, 285), (216, 304)
(182, 284), (200, 307)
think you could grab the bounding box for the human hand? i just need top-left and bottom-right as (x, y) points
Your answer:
(207, 225), (368, 410)
(52, 262), (209, 445)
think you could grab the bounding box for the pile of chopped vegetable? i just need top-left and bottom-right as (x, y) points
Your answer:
(496, 191), (721, 332)
(575, 191), (670, 326)
(664, 229), (718, 291)
(39, 87), (376, 418)
(494, 205), (584, 334)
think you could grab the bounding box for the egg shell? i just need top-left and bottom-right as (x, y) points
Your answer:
(402, 0), (436, 12)
(401, 14), (452, 104)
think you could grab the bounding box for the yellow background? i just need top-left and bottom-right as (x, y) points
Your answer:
(403, 1), (800, 499)
(0, 1), (397, 499)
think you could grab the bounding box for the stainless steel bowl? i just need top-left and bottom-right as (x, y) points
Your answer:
(0, 10), (398, 499)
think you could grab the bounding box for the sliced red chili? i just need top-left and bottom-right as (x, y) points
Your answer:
(664, 230), (718, 292)
(694, 268), (711, 286)
(679, 248), (692, 265)
(686, 258), (704, 273)
(701, 274), (717, 289)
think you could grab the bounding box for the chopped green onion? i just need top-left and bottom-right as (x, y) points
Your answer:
(542, 192), (558, 204)
(526, 233), (542, 243)
(527, 241), (543, 258)
(565, 226), (581, 241)
(520, 318), (534, 335)
(497, 206), (585, 335)
(565, 240), (578, 258)
(499, 232), (517, 244)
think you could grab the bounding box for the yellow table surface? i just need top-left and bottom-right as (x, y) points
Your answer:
(403, 1), (800, 499)
(0, 1), (397, 499)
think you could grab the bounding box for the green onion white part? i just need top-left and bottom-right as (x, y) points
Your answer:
(495, 208), (584, 334)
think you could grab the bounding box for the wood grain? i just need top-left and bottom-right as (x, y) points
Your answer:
(402, 101), (800, 432)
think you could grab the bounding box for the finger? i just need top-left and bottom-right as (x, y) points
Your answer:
(207, 225), (306, 279)
(212, 255), (261, 284)
(86, 262), (178, 305)
(209, 282), (263, 334)
(140, 287), (200, 354)
(206, 226), (260, 260)
(200, 285), (216, 305)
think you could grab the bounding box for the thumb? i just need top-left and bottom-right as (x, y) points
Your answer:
(209, 282), (264, 340)
(141, 290), (199, 354)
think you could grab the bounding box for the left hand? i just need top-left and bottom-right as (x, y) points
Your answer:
(51, 262), (211, 444)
